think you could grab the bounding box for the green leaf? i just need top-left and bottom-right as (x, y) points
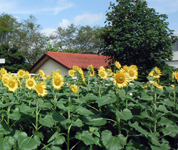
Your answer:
(72, 119), (84, 127)
(76, 106), (94, 116)
(101, 130), (126, 150)
(39, 114), (55, 128)
(18, 135), (41, 150)
(116, 109), (133, 121)
(162, 123), (178, 137)
(97, 95), (116, 107)
(75, 130), (96, 145)
(18, 103), (36, 114)
(141, 93), (153, 101)
(48, 131), (65, 145)
(84, 115), (107, 126)
(116, 88), (126, 100)
(81, 93), (98, 102)
(0, 134), (15, 150)
(8, 108), (21, 120)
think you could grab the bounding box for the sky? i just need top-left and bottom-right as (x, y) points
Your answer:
(0, 0), (178, 35)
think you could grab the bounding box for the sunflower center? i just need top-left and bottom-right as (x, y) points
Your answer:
(129, 70), (134, 77)
(55, 79), (61, 86)
(116, 73), (125, 84)
(9, 82), (15, 88)
(28, 81), (33, 86)
(38, 87), (43, 93)
(176, 73), (178, 79)
(100, 71), (105, 77)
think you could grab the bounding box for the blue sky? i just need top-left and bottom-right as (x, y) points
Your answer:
(1, 0), (178, 35)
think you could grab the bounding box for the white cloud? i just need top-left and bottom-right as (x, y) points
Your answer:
(41, 28), (56, 36)
(0, 0), (74, 15)
(147, 0), (178, 13)
(74, 13), (104, 25)
(59, 19), (71, 28)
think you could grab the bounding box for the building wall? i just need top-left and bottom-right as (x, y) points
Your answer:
(35, 59), (69, 76)
(166, 51), (178, 68)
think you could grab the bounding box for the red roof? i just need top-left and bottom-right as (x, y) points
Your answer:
(45, 51), (109, 69)
(28, 51), (110, 72)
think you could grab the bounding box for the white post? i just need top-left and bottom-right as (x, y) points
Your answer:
(0, 59), (5, 64)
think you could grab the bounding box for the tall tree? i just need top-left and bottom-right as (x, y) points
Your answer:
(0, 44), (31, 72)
(19, 15), (49, 65)
(0, 13), (24, 46)
(99, 0), (177, 77)
(51, 24), (102, 54)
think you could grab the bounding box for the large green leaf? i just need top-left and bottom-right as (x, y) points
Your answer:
(72, 119), (84, 127)
(18, 103), (36, 114)
(48, 131), (65, 145)
(18, 135), (41, 150)
(0, 133), (15, 150)
(75, 130), (96, 145)
(116, 109), (133, 121)
(39, 114), (55, 128)
(162, 123), (178, 137)
(141, 93), (153, 101)
(76, 106), (94, 116)
(97, 95), (116, 107)
(80, 93), (98, 102)
(84, 115), (107, 126)
(101, 130), (126, 150)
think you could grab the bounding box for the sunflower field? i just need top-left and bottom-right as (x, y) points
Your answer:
(0, 62), (178, 150)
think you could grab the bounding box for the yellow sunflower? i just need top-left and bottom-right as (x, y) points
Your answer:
(2, 75), (9, 86)
(172, 71), (178, 80)
(88, 65), (95, 76)
(25, 71), (31, 79)
(114, 69), (130, 88)
(0, 68), (7, 76)
(46, 75), (51, 79)
(35, 81), (47, 97)
(56, 69), (61, 74)
(7, 78), (18, 92)
(70, 84), (78, 93)
(98, 69), (108, 79)
(52, 74), (64, 90)
(123, 65), (129, 72)
(26, 78), (36, 90)
(68, 69), (75, 77)
(73, 66), (79, 72)
(127, 67), (138, 80)
(149, 67), (162, 79)
(130, 65), (138, 71)
(17, 69), (25, 78)
(115, 61), (121, 69)
(39, 70), (45, 78)
(99, 66), (105, 71)
(106, 68), (113, 77)
(149, 80), (163, 90)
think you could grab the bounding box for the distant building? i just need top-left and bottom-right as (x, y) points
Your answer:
(28, 51), (110, 76)
(167, 34), (178, 68)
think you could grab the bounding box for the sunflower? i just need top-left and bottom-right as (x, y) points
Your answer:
(127, 67), (138, 80)
(39, 70), (45, 78)
(106, 68), (113, 77)
(73, 66), (79, 72)
(98, 69), (108, 79)
(99, 66), (105, 71)
(25, 71), (31, 79)
(149, 67), (162, 79)
(123, 65), (129, 72)
(172, 71), (178, 80)
(81, 74), (86, 83)
(68, 69), (75, 77)
(17, 69), (25, 78)
(46, 75), (51, 79)
(26, 78), (36, 90)
(88, 65), (95, 76)
(114, 69), (130, 88)
(130, 65), (138, 71)
(0, 68), (7, 76)
(35, 81), (47, 97)
(70, 84), (78, 93)
(7, 78), (18, 92)
(2, 75), (9, 86)
(52, 74), (64, 90)
(150, 80), (163, 90)
(115, 61), (121, 69)
(56, 69), (61, 74)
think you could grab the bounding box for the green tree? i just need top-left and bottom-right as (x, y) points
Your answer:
(51, 24), (102, 54)
(99, 0), (177, 78)
(19, 15), (49, 65)
(0, 44), (31, 72)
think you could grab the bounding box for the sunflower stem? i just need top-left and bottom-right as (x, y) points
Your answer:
(35, 97), (39, 133)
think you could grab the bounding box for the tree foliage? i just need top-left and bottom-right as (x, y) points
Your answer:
(0, 44), (31, 72)
(51, 24), (102, 54)
(99, 0), (177, 78)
